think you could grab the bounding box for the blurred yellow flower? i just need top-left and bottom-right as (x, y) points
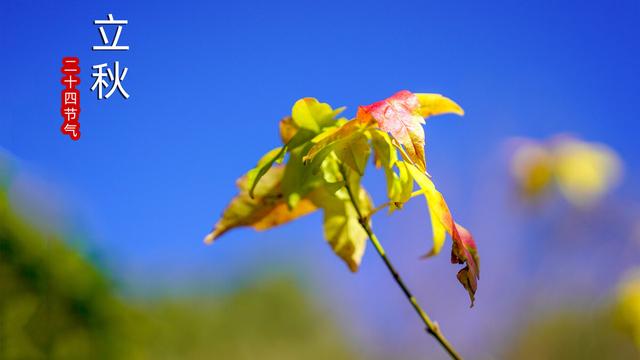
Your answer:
(510, 136), (622, 208)
(511, 142), (554, 199)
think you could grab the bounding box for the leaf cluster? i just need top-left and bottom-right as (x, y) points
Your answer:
(206, 91), (479, 305)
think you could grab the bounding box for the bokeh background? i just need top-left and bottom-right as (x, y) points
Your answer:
(1, 0), (640, 358)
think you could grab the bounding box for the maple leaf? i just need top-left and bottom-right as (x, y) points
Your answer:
(247, 146), (286, 199)
(451, 223), (480, 307)
(303, 120), (368, 164)
(407, 162), (480, 306)
(415, 93), (465, 118)
(204, 165), (317, 243)
(370, 129), (413, 210)
(279, 116), (298, 144)
(210, 162), (372, 273)
(356, 90), (463, 172)
(357, 90), (427, 171)
(291, 97), (345, 133)
(207, 93), (478, 357)
(307, 153), (373, 271)
(310, 181), (371, 272)
(247, 98), (345, 200)
(208, 92), (478, 307)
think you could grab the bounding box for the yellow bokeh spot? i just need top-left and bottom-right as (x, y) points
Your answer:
(553, 139), (622, 208)
(614, 269), (640, 349)
(511, 136), (622, 208)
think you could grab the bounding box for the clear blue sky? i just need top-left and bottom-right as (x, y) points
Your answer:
(2, 0), (639, 357)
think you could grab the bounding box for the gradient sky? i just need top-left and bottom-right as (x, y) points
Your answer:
(2, 0), (639, 358)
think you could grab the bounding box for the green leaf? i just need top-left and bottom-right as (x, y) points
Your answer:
(247, 146), (287, 199)
(205, 166), (317, 243)
(303, 120), (372, 177)
(309, 163), (372, 272)
(334, 132), (370, 176)
(208, 92), (478, 306)
(370, 130), (404, 209)
(303, 120), (359, 164)
(406, 163), (449, 257)
(370, 129), (396, 169)
(288, 128), (318, 149)
(281, 144), (323, 209)
(321, 193), (367, 271)
(291, 98), (344, 132)
(395, 160), (414, 205)
(279, 116), (319, 150)
(317, 153), (339, 182)
(370, 130), (414, 210)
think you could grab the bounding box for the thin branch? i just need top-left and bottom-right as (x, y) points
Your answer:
(367, 189), (425, 217)
(342, 176), (463, 360)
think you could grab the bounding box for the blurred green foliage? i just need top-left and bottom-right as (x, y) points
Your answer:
(134, 281), (358, 360)
(0, 187), (130, 359)
(0, 186), (359, 359)
(505, 306), (639, 359)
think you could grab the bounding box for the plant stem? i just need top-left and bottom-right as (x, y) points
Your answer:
(368, 189), (425, 217)
(343, 181), (463, 360)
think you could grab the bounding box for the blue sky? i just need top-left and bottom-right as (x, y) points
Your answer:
(2, 0), (639, 357)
